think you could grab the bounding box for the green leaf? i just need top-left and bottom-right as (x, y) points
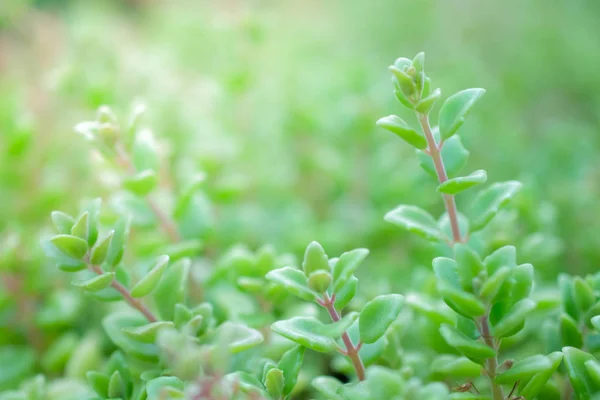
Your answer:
(560, 274), (580, 321)
(51, 211), (75, 234)
(122, 321), (174, 343)
(160, 239), (203, 261)
(483, 246), (516, 275)
(87, 371), (110, 397)
(266, 267), (318, 301)
(417, 134), (469, 179)
(90, 231), (114, 265)
(334, 276), (358, 312)
(332, 248), (369, 292)
(439, 324), (496, 364)
(265, 368), (284, 399)
(591, 315), (600, 332)
(416, 88), (442, 114)
(153, 258), (190, 320)
(433, 257), (461, 289)
(105, 217), (130, 267)
(439, 284), (486, 318)
(365, 366), (404, 399)
(308, 270), (332, 293)
(71, 212), (89, 240)
(132, 129), (160, 172)
(83, 198), (101, 247)
(518, 352), (563, 399)
(574, 277), (595, 314)
(271, 317), (339, 353)
(479, 266), (511, 302)
(561, 313), (584, 348)
(563, 346), (600, 398)
(107, 370), (125, 398)
(312, 376), (343, 400)
(389, 66), (417, 97)
(302, 241), (330, 277)
(431, 355), (481, 378)
(492, 299), (536, 339)
(72, 272), (115, 292)
(359, 294), (404, 344)
(438, 88), (485, 140)
(585, 360), (600, 387)
(42, 240), (87, 272)
(131, 255), (170, 298)
(102, 312), (159, 362)
(376, 115), (427, 149)
(0, 346), (35, 392)
(50, 234), (89, 259)
(217, 322), (264, 353)
(511, 263), (534, 302)
(384, 205), (443, 242)
(277, 345), (305, 396)
(438, 170), (487, 195)
(453, 243), (484, 293)
(146, 377), (184, 400)
(123, 170), (158, 196)
(495, 355), (552, 384)
(469, 181), (523, 232)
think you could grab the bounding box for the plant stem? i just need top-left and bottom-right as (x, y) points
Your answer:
(480, 314), (503, 400)
(320, 293), (366, 381)
(88, 263), (158, 322)
(115, 143), (182, 243)
(417, 113), (462, 244)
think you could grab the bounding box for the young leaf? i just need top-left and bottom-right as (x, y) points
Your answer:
(90, 231), (114, 265)
(71, 212), (89, 241)
(50, 234), (89, 259)
(270, 317), (339, 353)
(130, 255), (170, 298)
(87, 371), (110, 398)
(438, 88), (485, 140)
(492, 299), (536, 339)
(153, 258), (190, 320)
(479, 267), (511, 302)
(415, 88), (442, 114)
(511, 263), (534, 302)
(563, 346), (600, 397)
(437, 170), (487, 195)
(332, 248), (369, 292)
(574, 277), (595, 314)
(266, 267), (318, 301)
(277, 345), (305, 396)
(376, 115), (427, 149)
(42, 240), (87, 272)
(384, 205), (443, 242)
(365, 366), (405, 399)
(302, 241), (330, 277)
(123, 169), (158, 196)
(102, 312), (159, 361)
(308, 270), (332, 293)
(312, 376), (343, 400)
(72, 272), (115, 292)
(334, 276), (358, 312)
(359, 294), (405, 344)
(469, 181), (523, 232)
(146, 376), (184, 400)
(518, 352), (563, 399)
(107, 370), (125, 398)
(431, 355), (481, 378)
(453, 243), (484, 293)
(495, 355), (552, 385)
(264, 368), (284, 400)
(561, 313), (584, 348)
(122, 321), (174, 343)
(439, 324), (496, 364)
(217, 322), (264, 353)
(51, 211), (75, 234)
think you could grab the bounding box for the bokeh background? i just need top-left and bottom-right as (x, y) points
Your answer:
(1, 0), (600, 370)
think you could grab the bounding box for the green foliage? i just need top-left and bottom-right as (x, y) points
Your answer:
(2, 2), (600, 399)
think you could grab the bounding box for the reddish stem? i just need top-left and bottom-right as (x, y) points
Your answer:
(418, 113), (462, 244)
(320, 293), (365, 381)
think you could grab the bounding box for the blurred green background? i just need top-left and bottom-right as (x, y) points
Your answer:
(1, 0), (600, 292)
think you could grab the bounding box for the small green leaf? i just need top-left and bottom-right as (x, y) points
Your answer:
(153, 258), (190, 320)
(483, 246), (517, 275)
(334, 276), (358, 312)
(51, 211), (75, 234)
(312, 376), (343, 400)
(453, 243), (484, 293)
(439, 284), (486, 318)
(90, 231), (114, 265)
(308, 270), (332, 293)
(102, 312), (159, 361)
(438, 170), (487, 195)
(574, 277), (595, 314)
(439, 324), (496, 364)
(146, 376), (184, 400)
(492, 299), (536, 339)
(50, 234), (89, 259)
(469, 181), (523, 232)
(389, 66), (416, 97)
(479, 267), (511, 302)
(122, 321), (174, 343)
(277, 345), (305, 396)
(265, 368), (284, 399)
(563, 346), (600, 397)
(105, 217), (130, 267)
(71, 212), (89, 240)
(87, 371), (110, 398)
(495, 355), (552, 384)
(131, 255), (170, 298)
(359, 294), (404, 344)
(561, 313), (584, 348)
(332, 248), (369, 292)
(107, 370), (125, 398)
(0, 346), (36, 392)
(511, 263), (534, 302)
(585, 360), (600, 387)
(160, 239), (203, 261)
(431, 355), (481, 378)
(42, 240), (87, 272)
(376, 115), (427, 149)
(72, 272), (115, 292)
(560, 274), (579, 321)
(302, 241), (330, 277)
(217, 322), (264, 353)
(83, 198), (101, 247)
(123, 170), (158, 196)
(518, 352), (563, 399)
(417, 134), (469, 179)
(384, 205), (443, 242)
(438, 88), (485, 140)
(365, 366), (404, 399)
(271, 317), (338, 353)
(266, 267), (318, 301)
(416, 88), (442, 114)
